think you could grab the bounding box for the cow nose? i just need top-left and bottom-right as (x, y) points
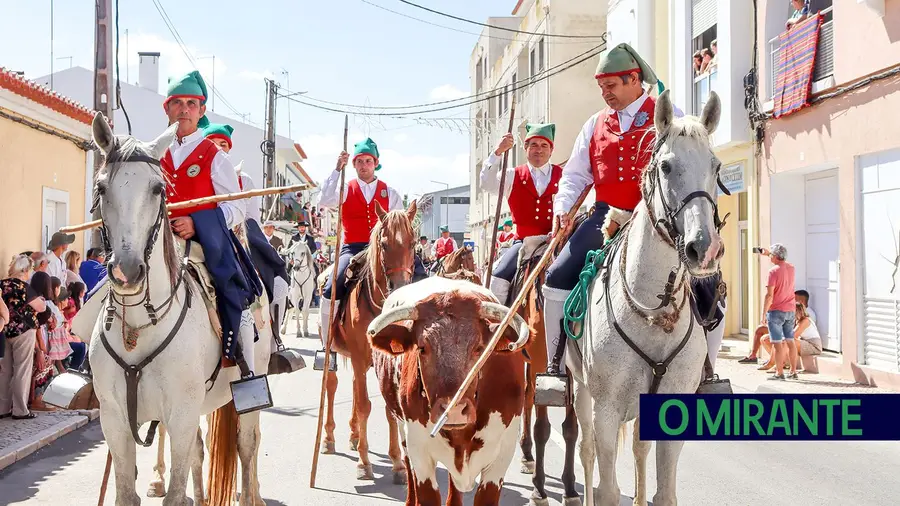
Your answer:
(431, 397), (475, 428)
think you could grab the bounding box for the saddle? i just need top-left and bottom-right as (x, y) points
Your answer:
(318, 249), (372, 331)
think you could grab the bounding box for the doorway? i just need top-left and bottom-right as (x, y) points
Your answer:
(804, 171), (840, 352)
(41, 187), (70, 252)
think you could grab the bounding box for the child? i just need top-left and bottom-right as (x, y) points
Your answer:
(64, 282), (87, 370)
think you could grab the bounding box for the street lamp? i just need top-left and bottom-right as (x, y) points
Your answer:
(431, 180), (449, 238)
(197, 55), (216, 112)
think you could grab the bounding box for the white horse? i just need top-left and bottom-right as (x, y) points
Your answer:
(280, 239), (316, 337)
(77, 113), (272, 506)
(567, 90), (724, 506)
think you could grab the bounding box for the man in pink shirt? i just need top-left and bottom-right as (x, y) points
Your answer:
(761, 243), (798, 380)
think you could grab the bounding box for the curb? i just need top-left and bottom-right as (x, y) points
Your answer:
(0, 408), (99, 472)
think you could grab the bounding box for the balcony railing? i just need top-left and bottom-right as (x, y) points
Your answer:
(693, 70), (718, 116)
(768, 6), (835, 99)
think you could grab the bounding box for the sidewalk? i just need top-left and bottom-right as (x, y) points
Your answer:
(0, 409), (99, 472)
(716, 337), (894, 394)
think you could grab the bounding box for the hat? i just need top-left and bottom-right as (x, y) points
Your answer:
(48, 232), (75, 250)
(263, 221), (276, 227)
(353, 138), (382, 171)
(524, 123), (556, 148)
(497, 225), (504, 231)
(594, 43), (664, 95)
(419, 235), (427, 241)
(503, 218), (514, 228)
(164, 70), (208, 107)
(298, 221), (310, 227)
(203, 123), (235, 149)
(439, 226), (449, 233)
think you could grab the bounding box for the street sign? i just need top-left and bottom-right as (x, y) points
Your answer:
(719, 163), (746, 196)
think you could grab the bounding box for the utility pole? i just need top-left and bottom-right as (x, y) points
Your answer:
(262, 78), (278, 215)
(91, 0), (114, 249)
(280, 68), (292, 138)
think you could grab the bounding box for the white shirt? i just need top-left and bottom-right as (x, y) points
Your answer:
(46, 251), (66, 284)
(168, 130), (245, 229)
(480, 153), (554, 198)
(235, 162), (262, 224)
(553, 92), (685, 215)
(318, 170), (403, 211)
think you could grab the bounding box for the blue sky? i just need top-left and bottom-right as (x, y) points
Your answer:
(0, 0), (518, 198)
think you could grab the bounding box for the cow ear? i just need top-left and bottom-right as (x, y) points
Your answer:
(488, 323), (531, 354)
(369, 322), (416, 356)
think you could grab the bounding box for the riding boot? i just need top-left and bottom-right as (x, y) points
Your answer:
(234, 341), (253, 378)
(489, 277), (512, 306)
(237, 310), (256, 377)
(542, 286), (572, 376)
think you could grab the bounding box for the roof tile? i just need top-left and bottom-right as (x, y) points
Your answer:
(0, 67), (95, 125)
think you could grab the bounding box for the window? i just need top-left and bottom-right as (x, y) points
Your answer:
(538, 38), (545, 71)
(529, 38), (545, 77)
(692, 21), (718, 115)
(441, 196), (470, 205)
(530, 47), (537, 77)
(476, 57), (484, 90)
(768, 1), (834, 98)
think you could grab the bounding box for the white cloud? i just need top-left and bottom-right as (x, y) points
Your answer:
(429, 84), (468, 101)
(393, 133), (410, 143)
(125, 32), (227, 91)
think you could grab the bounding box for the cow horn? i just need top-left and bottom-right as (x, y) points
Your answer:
(367, 304), (418, 337)
(479, 302), (530, 351)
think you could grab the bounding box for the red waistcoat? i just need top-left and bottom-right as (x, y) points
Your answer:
(160, 139), (220, 219)
(435, 237), (455, 258)
(589, 96), (656, 210)
(497, 231), (515, 244)
(342, 179), (389, 244)
(507, 164), (563, 239)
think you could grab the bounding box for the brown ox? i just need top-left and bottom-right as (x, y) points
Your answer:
(368, 277), (531, 506)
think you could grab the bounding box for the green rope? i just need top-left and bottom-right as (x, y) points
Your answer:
(563, 232), (623, 341)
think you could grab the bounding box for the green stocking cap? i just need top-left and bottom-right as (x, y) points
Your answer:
(353, 138), (382, 171)
(498, 225), (504, 231)
(198, 115), (210, 129)
(439, 226), (449, 233)
(525, 123), (556, 147)
(595, 43), (661, 93)
(203, 123), (235, 148)
(164, 70), (208, 106)
(503, 219), (514, 228)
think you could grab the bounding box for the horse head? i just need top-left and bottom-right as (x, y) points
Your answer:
(91, 112), (179, 295)
(288, 239), (312, 272)
(371, 199), (418, 292)
(645, 89), (725, 278)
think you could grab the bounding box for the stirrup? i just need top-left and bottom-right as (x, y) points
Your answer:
(313, 349), (338, 372)
(696, 373), (733, 394)
(535, 368), (572, 407)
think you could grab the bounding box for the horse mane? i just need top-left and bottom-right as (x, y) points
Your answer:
(639, 114), (711, 197)
(96, 135), (180, 288)
(366, 209), (414, 275)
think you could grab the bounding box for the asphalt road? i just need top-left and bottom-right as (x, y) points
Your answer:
(2, 312), (898, 505)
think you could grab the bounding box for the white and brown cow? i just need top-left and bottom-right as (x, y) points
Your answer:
(368, 277), (532, 506)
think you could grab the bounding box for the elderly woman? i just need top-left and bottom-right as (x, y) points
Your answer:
(0, 255), (47, 419)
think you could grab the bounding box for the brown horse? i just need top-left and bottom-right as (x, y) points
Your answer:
(322, 201), (418, 482)
(436, 246), (480, 284)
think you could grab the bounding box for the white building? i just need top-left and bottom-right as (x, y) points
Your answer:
(467, 0), (607, 268)
(37, 52), (314, 220)
(418, 184), (470, 245)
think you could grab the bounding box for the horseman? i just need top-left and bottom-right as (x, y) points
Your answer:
(432, 226), (457, 262)
(497, 219), (515, 248)
(481, 123), (562, 305)
(316, 138), (403, 349)
(541, 44), (682, 381)
(159, 70), (263, 378)
(288, 220), (318, 257)
(413, 235), (431, 282)
(203, 120), (291, 340)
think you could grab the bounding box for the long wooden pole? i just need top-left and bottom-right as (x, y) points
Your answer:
(58, 183), (312, 233)
(482, 97), (517, 289)
(310, 115), (348, 488)
(97, 450), (112, 505)
(431, 185), (591, 437)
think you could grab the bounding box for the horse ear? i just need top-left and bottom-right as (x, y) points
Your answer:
(91, 112), (116, 155)
(701, 91), (721, 135)
(406, 199), (418, 221)
(654, 89), (674, 134)
(374, 200), (387, 219)
(145, 122), (178, 160)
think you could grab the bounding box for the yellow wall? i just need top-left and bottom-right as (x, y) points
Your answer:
(0, 111), (87, 266)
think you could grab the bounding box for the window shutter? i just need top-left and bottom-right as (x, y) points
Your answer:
(691, 0), (717, 38)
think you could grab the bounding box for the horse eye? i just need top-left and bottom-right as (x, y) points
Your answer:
(151, 185), (163, 196)
(660, 161), (672, 175)
(97, 184), (107, 196)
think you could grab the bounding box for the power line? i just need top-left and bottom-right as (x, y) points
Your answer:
(280, 43), (603, 117)
(358, 0), (594, 44)
(395, 0), (605, 39)
(276, 41), (605, 112)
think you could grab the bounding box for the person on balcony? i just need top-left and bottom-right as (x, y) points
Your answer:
(786, 0), (810, 30)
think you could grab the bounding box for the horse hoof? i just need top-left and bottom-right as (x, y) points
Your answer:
(349, 438), (359, 452)
(520, 459), (535, 474)
(528, 492), (550, 506)
(321, 441), (335, 454)
(356, 463), (375, 481)
(392, 470), (407, 485)
(147, 480), (167, 497)
(563, 496), (583, 506)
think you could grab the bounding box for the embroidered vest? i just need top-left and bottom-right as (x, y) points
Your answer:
(342, 179), (389, 244)
(161, 139), (220, 219)
(435, 237), (455, 259)
(507, 164), (563, 239)
(589, 96), (656, 211)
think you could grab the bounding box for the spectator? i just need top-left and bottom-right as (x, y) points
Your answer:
(759, 302), (822, 370)
(30, 252), (49, 279)
(47, 285), (72, 371)
(263, 221), (284, 251)
(28, 272), (58, 409)
(794, 289), (817, 324)
(0, 296), (9, 358)
(707, 40), (718, 72)
(64, 282), (87, 370)
(65, 250), (85, 287)
(46, 232), (75, 284)
(786, 0), (810, 30)
(79, 248), (107, 295)
(699, 48), (713, 74)
(0, 255), (46, 419)
(760, 244), (797, 380)
(692, 51), (703, 76)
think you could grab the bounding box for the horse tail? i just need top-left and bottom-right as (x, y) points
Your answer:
(206, 401), (239, 506)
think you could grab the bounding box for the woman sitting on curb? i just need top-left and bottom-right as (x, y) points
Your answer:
(758, 302), (821, 375)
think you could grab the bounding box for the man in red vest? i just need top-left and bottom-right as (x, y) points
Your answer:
(432, 226), (457, 261)
(497, 219), (515, 247)
(317, 138), (402, 349)
(481, 123), (562, 305)
(541, 43), (684, 381)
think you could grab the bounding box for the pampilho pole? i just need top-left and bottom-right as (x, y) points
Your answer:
(430, 184), (591, 437)
(482, 96), (517, 289)
(310, 114), (349, 487)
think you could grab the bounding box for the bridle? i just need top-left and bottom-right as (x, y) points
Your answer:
(290, 245), (313, 287)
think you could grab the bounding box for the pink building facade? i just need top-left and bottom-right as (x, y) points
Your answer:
(757, 0), (900, 388)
